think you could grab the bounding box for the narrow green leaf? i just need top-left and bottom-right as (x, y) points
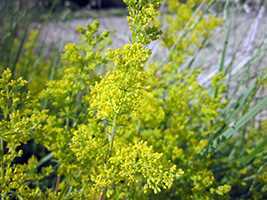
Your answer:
(239, 138), (267, 165)
(224, 80), (258, 122)
(210, 96), (267, 149)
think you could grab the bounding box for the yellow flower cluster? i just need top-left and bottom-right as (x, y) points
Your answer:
(90, 43), (150, 121)
(124, 0), (162, 44)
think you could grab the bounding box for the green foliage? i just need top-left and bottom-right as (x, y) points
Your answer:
(163, 0), (222, 66)
(0, 0), (267, 199)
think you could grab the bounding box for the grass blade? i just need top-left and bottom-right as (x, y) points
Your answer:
(209, 96), (267, 149)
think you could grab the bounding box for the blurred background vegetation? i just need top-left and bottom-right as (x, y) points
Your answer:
(0, 0), (127, 89)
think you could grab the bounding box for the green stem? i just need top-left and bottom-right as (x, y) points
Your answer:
(36, 152), (53, 169)
(101, 116), (117, 199)
(0, 138), (4, 177)
(0, 139), (4, 198)
(108, 117), (117, 158)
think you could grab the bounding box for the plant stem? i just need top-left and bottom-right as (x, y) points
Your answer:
(101, 116), (117, 199)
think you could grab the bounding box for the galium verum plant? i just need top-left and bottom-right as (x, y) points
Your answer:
(1, 0), (267, 199)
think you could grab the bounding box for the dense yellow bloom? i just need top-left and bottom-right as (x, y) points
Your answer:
(90, 43), (150, 121)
